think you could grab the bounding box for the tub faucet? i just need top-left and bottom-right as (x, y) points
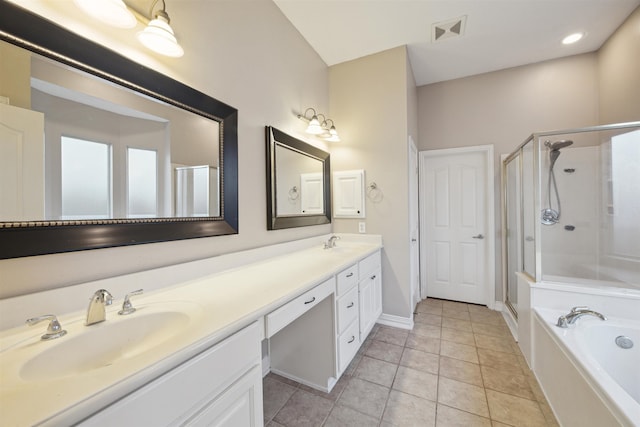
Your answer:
(556, 306), (606, 328)
(324, 235), (340, 249)
(86, 289), (113, 325)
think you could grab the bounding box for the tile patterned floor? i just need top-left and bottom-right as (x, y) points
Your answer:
(263, 298), (560, 427)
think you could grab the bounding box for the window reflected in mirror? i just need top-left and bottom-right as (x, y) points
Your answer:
(1, 40), (221, 222)
(61, 136), (112, 220)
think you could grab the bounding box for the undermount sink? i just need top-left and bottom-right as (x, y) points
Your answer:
(1, 301), (204, 383)
(21, 310), (189, 381)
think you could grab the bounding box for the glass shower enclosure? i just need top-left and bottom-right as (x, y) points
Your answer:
(502, 121), (640, 320)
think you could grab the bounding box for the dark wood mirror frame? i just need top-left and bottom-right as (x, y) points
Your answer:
(0, 2), (238, 259)
(266, 126), (331, 230)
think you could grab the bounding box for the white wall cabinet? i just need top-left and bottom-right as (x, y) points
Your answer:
(79, 322), (263, 427)
(333, 170), (365, 218)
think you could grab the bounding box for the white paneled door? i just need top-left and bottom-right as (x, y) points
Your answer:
(0, 103), (45, 221)
(408, 137), (421, 309)
(419, 146), (493, 305)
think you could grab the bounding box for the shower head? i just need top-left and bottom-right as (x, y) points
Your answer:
(550, 149), (562, 167)
(545, 140), (574, 151)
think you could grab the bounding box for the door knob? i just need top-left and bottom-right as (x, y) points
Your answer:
(472, 234), (484, 239)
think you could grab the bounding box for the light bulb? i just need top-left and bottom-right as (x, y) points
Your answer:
(137, 12), (184, 57)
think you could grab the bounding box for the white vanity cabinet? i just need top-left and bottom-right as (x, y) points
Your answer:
(358, 251), (382, 341)
(79, 322), (263, 427)
(334, 249), (382, 375)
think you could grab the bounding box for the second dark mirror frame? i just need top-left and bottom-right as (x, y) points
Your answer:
(266, 126), (331, 230)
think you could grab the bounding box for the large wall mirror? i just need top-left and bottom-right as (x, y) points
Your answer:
(266, 126), (330, 230)
(0, 3), (238, 259)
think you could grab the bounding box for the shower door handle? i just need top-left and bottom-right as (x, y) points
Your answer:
(472, 234), (484, 239)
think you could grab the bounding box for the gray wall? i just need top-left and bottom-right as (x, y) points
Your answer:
(330, 46), (415, 319)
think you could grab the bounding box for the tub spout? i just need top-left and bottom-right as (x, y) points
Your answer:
(556, 306), (607, 328)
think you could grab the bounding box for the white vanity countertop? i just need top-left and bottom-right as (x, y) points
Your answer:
(0, 238), (381, 426)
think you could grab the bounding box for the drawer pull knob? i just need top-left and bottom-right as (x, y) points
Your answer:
(348, 336), (355, 343)
(304, 297), (316, 305)
(346, 272), (354, 278)
(347, 302), (354, 308)
(370, 275), (376, 280)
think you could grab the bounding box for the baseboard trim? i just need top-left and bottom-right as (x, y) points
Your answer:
(493, 300), (504, 312)
(377, 313), (414, 330)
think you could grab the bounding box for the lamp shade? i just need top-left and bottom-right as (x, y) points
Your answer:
(306, 115), (324, 135)
(137, 11), (184, 57)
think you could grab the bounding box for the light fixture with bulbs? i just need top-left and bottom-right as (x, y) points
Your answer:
(74, 0), (184, 58)
(297, 108), (341, 142)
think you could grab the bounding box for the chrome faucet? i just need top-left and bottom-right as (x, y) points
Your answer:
(556, 306), (606, 328)
(86, 289), (113, 325)
(324, 235), (340, 249)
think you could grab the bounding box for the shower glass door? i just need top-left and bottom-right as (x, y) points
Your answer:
(504, 153), (521, 318)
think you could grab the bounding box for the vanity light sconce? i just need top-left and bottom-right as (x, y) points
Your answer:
(297, 108), (341, 141)
(74, 0), (184, 58)
(136, 0), (184, 57)
(321, 119), (340, 142)
(297, 108), (324, 134)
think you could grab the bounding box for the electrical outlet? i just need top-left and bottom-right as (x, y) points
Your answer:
(358, 222), (366, 233)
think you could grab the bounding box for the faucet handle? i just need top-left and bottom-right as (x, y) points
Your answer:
(570, 306), (589, 313)
(118, 289), (144, 315)
(26, 314), (67, 340)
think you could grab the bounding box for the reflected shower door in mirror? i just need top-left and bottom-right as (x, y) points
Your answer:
(0, 3), (238, 259)
(266, 127), (331, 230)
(0, 44), (220, 221)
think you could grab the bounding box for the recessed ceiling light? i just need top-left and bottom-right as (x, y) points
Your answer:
(562, 32), (584, 45)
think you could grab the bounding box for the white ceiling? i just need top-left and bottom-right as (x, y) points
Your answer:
(273, 0), (640, 86)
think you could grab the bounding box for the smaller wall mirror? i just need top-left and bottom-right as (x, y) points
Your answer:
(266, 126), (331, 229)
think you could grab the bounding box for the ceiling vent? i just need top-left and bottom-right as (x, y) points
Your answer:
(432, 15), (467, 43)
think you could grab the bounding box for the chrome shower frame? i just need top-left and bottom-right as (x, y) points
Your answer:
(501, 121), (640, 320)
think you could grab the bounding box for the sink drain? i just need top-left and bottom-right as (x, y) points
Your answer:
(615, 335), (634, 349)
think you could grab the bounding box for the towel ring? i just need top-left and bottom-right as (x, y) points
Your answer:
(288, 186), (299, 200)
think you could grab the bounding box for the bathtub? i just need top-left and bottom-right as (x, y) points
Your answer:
(533, 307), (640, 426)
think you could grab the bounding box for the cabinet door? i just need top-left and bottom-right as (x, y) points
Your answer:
(184, 365), (263, 427)
(333, 170), (365, 218)
(359, 268), (382, 340)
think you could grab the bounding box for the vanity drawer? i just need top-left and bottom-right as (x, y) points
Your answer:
(358, 251), (381, 279)
(266, 277), (335, 338)
(337, 319), (360, 374)
(336, 286), (359, 334)
(336, 264), (358, 296)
